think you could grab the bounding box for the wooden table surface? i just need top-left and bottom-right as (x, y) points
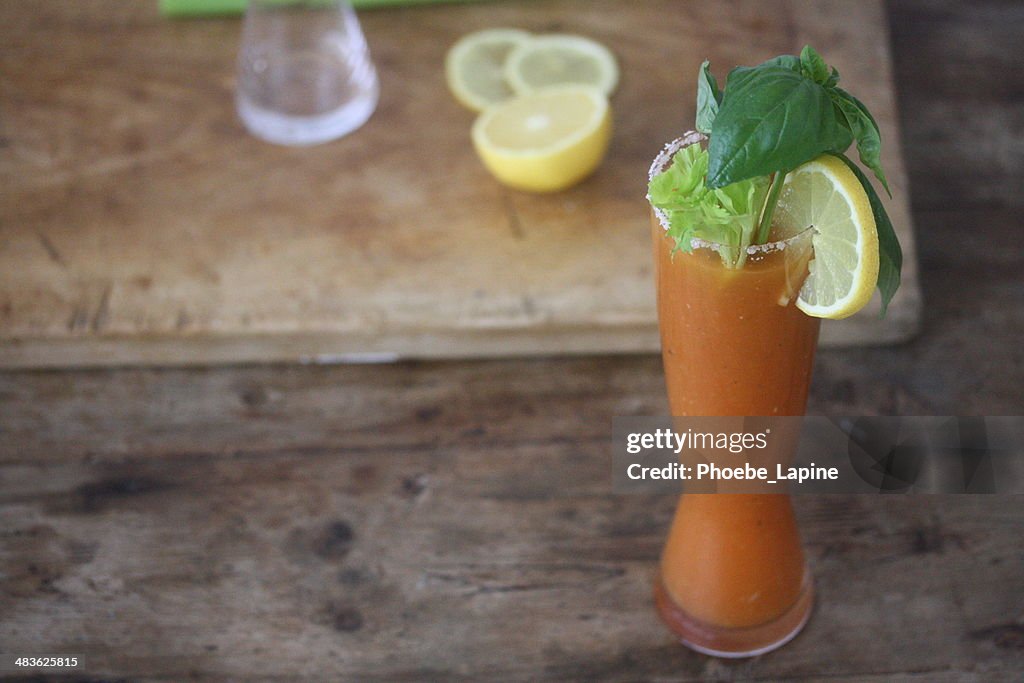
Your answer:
(0, 0), (921, 367)
(1, 0), (1022, 681)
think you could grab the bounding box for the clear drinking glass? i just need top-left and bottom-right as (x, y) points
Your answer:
(236, 0), (379, 146)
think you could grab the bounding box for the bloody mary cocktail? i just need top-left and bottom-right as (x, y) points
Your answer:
(651, 189), (818, 654)
(645, 46), (900, 657)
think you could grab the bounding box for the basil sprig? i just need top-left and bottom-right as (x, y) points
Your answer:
(695, 60), (722, 136)
(833, 154), (902, 313)
(696, 45), (901, 312)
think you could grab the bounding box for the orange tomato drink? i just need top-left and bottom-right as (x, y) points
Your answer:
(647, 44), (899, 656)
(649, 134), (818, 657)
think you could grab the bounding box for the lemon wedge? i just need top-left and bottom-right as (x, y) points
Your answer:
(773, 155), (879, 319)
(445, 28), (532, 112)
(471, 85), (612, 193)
(504, 34), (619, 96)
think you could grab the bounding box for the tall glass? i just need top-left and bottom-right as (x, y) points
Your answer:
(236, 0), (379, 146)
(650, 136), (819, 657)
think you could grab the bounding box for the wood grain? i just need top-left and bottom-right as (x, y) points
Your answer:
(1, 450), (1021, 681)
(0, 0), (1022, 680)
(0, 0), (921, 368)
(0, 354), (1022, 680)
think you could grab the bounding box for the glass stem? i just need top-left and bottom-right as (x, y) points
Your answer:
(756, 170), (787, 244)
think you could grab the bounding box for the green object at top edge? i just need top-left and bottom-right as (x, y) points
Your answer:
(159, 0), (497, 17)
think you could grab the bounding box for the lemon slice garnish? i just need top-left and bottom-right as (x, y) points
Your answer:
(773, 155), (879, 319)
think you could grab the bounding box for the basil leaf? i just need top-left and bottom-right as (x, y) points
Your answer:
(798, 45), (838, 87)
(824, 66), (840, 88)
(706, 66), (847, 188)
(696, 60), (722, 134)
(833, 153), (902, 314)
(831, 88), (892, 196)
(722, 55), (799, 92)
(761, 55), (801, 71)
(800, 45), (831, 84)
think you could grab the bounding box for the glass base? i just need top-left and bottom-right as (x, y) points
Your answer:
(654, 573), (813, 658)
(236, 87), (378, 147)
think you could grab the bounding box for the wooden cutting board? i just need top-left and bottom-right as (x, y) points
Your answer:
(0, 0), (920, 368)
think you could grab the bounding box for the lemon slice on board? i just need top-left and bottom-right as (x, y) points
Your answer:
(446, 28), (532, 112)
(471, 85), (612, 193)
(504, 34), (619, 96)
(773, 155), (879, 319)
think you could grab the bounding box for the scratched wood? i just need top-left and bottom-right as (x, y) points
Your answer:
(0, 355), (1022, 681)
(0, 0), (920, 368)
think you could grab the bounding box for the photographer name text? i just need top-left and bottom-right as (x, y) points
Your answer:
(626, 462), (839, 484)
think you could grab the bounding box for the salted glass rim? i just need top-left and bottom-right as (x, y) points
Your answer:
(646, 132), (815, 255)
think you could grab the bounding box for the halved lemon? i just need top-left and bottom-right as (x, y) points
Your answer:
(471, 85), (612, 193)
(773, 155), (879, 319)
(504, 34), (619, 96)
(446, 28), (532, 112)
